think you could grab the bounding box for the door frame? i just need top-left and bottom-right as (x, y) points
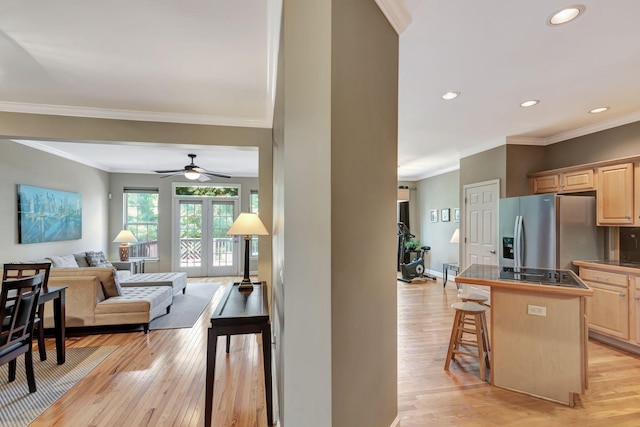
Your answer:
(171, 183), (241, 276)
(461, 179), (500, 269)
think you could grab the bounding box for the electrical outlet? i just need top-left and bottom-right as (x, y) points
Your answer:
(527, 304), (547, 317)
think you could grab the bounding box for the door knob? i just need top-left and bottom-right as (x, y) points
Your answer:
(489, 250), (496, 254)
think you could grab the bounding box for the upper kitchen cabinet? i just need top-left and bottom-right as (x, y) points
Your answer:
(529, 168), (595, 194)
(597, 163), (634, 225)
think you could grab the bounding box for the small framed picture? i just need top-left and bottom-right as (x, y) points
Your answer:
(441, 208), (450, 222)
(429, 209), (438, 223)
(453, 208), (460, 223)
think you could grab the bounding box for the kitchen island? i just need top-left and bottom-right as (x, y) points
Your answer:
(455, 264), (593, 406)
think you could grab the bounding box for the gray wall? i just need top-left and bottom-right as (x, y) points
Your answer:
(416, 170), (460, 274)
(0, 140), (109, 263)
(0, 111), (273, 284)
(108, 173), (258, 273)
(506, 145), (546, 197)
(460, 145), (507, 197)
(278, 0), (398, 425)
(545, 121), (640, 169)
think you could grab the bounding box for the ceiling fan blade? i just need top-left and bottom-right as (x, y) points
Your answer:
(160, 172), (182, 178)
(197, 174), (211, 182)
(154, 169), (183, 174)
(203, 171), (232, 179)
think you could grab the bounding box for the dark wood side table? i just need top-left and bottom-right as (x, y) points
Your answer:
(38, 286), (66, 364)
(205, 282), (273, 426)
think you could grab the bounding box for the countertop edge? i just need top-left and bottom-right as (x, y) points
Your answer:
(573, 260), (640, 275)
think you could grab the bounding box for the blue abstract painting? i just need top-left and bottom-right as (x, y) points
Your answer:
(18, 184), (82, 244)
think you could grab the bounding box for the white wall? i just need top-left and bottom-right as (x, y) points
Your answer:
(0, 140), (109, 263)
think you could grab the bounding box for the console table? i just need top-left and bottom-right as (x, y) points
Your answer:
(205, 282), (273, 426)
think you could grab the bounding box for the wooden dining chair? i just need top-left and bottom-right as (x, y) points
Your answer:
(2, 263), (51, 361)
(0, 275), (43, 392)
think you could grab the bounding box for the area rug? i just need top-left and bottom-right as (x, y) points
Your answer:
(0, 346), (116, 427)
(149, 282), (222, 330)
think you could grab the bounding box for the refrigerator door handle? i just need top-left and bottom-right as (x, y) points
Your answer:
(514, 215), (523, 268)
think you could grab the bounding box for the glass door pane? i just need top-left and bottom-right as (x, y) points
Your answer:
(209, 201), (237, 276)
(179, 201), (204, 274)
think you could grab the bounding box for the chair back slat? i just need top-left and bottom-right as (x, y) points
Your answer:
(2, 263), (51, 293)
(0, 275), (42, 350)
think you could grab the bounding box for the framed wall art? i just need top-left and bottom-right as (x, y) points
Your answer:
(441, 208), (450, 222)
(17, 184), (82, 244)
(429, 209), (438, 223)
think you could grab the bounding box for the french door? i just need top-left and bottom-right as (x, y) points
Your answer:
(173, 198), (239, 276)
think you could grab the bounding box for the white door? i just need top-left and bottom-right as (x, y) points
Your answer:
(174, 198), (238, 276)
(462, 179), (499, 302)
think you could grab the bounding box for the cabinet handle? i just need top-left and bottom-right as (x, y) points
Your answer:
(626, 215), (631, 220)
(635, 295), (640, 301)
(594, 276), (610, 281)
(620, 292), (626, 297)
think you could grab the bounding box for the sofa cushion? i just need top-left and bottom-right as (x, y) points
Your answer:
(120, 272), (188, 295)
(74, 252), (90, 268)
(86, 251), (112, 268)
(47, 254), (79, 268)
(50, 267), (121, 298)
(96, 286), (173, 322)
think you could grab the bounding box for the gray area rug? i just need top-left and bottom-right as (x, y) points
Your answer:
(149, 282), (222, 330)
(0, 346), (116, 427)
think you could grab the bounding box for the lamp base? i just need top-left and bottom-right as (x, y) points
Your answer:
(118, 245), (130, 262)
(235, 279), (261, 292)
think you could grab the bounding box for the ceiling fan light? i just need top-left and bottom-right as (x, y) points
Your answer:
(184, 170), (200, 180)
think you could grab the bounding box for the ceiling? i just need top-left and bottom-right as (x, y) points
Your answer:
(2, 1), (640, 180)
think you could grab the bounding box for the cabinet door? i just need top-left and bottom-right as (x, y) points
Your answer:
(559, 169), (595, 193)
(585, 281), (629, 339)
(597, 163), (634, 225)
(635, 277), (640, 344)
(530, 175), (559, 194)
(635, 163), (640, 226)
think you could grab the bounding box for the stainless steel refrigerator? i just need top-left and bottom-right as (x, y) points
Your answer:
(499, 194), (602, 271)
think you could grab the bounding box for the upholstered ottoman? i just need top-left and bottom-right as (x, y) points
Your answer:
(120, 272), (188, 295)
(95, 286), (173, 333)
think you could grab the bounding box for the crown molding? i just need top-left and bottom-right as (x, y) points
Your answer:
(545, 110), (640, 145)
(375, 0), (412, 35)
(13, 139), (113, 172)
(506, 136), (547, 146)
(0, 101), (271, 128)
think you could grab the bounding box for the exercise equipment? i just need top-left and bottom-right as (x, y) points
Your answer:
(397, 222), (436, 282)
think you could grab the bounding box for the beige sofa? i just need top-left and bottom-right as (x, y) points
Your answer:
(43, 267), (173, 333)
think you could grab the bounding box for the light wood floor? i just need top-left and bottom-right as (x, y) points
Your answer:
(30, 277), (640, 426)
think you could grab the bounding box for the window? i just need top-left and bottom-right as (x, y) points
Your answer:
(124, 188), (159, 259)
(250, 191), (259, 257)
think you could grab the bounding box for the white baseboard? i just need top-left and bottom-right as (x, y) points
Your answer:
(390, 415), (401, 427)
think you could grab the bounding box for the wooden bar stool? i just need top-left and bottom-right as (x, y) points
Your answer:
(444, 301), (490, 381)
(459, 293), (490, 351)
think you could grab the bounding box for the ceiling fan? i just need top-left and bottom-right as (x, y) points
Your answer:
(153, 154), (231, 181)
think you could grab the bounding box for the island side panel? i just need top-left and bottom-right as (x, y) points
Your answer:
(491, 287), (586, 406)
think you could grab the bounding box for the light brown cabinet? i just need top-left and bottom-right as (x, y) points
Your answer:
(560, 169), (595, 193)
(529, 168), (596, 194)
(530, 174), (559, 194)
(581, 267), (629, 339)
(597, 163), (634, 225)
(634, 276), (640, 345)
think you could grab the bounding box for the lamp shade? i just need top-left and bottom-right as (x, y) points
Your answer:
(113, 229), (138, 243)
(397, 187), (410, 202)
(184, 170), (200, 180)
(450, 228), (460, 244)
(226, 213), (269, 236)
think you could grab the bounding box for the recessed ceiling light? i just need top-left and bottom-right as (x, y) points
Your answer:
(547, 5), (585, 26)
(520, 100), (540, 108)
(589, 107), (609, 114)
(441, 91), (460, 100)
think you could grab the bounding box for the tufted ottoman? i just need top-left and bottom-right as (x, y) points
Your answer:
(95, 285), (173, 333)
(120, 272), (188, 295)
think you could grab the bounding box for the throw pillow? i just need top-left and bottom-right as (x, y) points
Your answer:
(86, 251), (113, 268)
(112, 268), (123, 296)
(47, 254), (79, 268)
(74, 252), (90, 267)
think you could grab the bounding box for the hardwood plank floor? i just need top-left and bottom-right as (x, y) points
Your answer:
(31, 276), (640, 426)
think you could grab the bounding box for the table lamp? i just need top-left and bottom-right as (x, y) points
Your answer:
(226, 213), (269, 291)
(113, 229), (138, 261)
